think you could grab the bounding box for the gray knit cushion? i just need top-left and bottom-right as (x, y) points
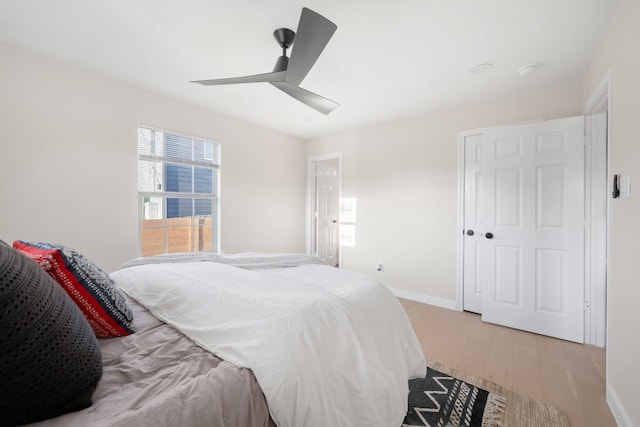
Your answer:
(0, 240), (103, 425)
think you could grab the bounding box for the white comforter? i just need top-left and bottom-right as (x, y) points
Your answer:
(111, 261), (426, 427)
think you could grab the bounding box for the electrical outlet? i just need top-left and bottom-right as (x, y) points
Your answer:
(376, 263), (384, 272)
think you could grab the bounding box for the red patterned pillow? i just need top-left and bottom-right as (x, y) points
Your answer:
(13, 241), (135, 338)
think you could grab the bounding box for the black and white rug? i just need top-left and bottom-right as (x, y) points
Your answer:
(403, 367), (507, 427)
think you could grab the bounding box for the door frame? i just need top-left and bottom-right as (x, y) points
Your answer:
(583, 70), (611, 348)
(455, 106), (609, 346)
(306, 153), (342, 265)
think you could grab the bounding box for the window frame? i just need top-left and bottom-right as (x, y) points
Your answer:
(137, 125), (221, 256)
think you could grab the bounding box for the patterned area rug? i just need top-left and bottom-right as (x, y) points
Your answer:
(404, 362), (570, 427)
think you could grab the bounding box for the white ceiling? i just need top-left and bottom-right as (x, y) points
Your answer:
(0, 0), (618, 139)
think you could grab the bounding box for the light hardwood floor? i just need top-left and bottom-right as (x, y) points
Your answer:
(399, 298), (617, 427)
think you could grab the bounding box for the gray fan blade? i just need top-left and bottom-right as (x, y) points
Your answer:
(192, 71), (286, 86)
(285, 8), (337, 86)
(270, 81), (338, 115)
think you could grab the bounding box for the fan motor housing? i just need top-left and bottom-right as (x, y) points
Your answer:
(273, 55), (289, 72)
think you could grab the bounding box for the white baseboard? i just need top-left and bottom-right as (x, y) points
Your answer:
(607, 385), (633, 427)
(389, 287), (458, 311)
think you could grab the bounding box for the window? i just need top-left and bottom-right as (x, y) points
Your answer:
(138, 126), (220, 256)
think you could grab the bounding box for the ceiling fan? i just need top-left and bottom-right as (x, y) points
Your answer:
(191, 7), (338, 115)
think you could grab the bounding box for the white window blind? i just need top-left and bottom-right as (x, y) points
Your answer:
(137, 125), (220, 256)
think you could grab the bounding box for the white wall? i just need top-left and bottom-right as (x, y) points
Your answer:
(306, 84), (583, 304)
(0, 42), (307, 272)
(583, 0), (640, 424)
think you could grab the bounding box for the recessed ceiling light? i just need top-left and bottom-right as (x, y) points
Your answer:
(518, 64), (538, 76)
(470, 63), (494, 75)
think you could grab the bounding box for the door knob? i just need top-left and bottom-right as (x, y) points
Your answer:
(485, 232), (494, 239)
(466, 230), (474, 236)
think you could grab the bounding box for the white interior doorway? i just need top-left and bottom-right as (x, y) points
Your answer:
(307, 154), (341, 267)
(460, 117), (586, 343)
(456, 108), (609, 345)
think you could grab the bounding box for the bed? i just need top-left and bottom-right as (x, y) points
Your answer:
(5, 247), (426, 427)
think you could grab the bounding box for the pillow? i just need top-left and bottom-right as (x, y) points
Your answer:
(0, 241), (103, 424)
(13, 241), (135, 338)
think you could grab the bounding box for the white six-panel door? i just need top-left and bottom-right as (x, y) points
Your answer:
(315, 159), (340, 267)
(462, 134), (484, 314)
(463, 116), (585, 343)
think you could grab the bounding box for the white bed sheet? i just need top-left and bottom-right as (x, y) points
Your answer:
(111, 262), (425, 427)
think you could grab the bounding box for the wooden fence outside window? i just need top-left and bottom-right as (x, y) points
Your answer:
(141, 217), (213, 256)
